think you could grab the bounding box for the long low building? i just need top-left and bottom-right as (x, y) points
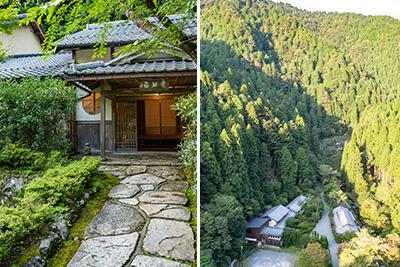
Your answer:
(245, 195), (308, 247)
(333, 206), (359, 234)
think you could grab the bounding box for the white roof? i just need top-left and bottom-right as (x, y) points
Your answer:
(262, 205), (290, 222)
(287, 195), (307, 213)
(333, 206), (359, 234)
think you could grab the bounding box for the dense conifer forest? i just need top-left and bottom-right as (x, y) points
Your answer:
(200, 0), (400, 266)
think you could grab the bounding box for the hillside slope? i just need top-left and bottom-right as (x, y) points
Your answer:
(200, 0), (400, 266)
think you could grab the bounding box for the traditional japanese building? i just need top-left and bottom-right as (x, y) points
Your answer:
(245, 195), (308, 247)
(245, 217), (270, 242)
(0, 16), (196, 156)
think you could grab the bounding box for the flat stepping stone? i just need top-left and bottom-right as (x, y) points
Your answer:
(111, 171), (126, 179)
(159, 181), (189, 191)
(85, 202), (145, 238)
(139, 204), (191, 221)
(68, 232), (139, 267)
(141, 184), (154, 191)
(131, 255), (190, 267)
(108, 184), (140, 198)
(143, 219), (194, 262)
(139, 191), (187, 205)
(98, 166), (121, 172)
(125, 166), (147, 175)
(119, 198), (139, 206)
(147, 166), (185, 180)
(122, 173), (165, 185)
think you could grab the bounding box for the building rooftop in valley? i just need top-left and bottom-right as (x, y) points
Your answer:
(262, 205), (290, 222)
(260, 226), (284, 237)
(287, 195), (308, 213)
(0, 52), (73, 78)
(57, 15), (196, 50)
(246, 217), (269, 229)
(333, 206), (359, 234)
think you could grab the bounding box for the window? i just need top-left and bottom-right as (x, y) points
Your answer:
(82, 92), (101, 115)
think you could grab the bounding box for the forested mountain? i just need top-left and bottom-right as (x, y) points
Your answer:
(200, 0), (400, 266)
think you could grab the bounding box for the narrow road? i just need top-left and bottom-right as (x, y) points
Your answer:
(313, 192), (339, 267)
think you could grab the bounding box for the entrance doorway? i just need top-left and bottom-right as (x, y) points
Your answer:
(115, 100), (137, 152)
(137, 98), (182, 151)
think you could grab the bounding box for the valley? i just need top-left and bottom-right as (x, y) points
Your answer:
(200, 0), (400, 266)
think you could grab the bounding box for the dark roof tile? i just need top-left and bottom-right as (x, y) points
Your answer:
(64, 59), (196, 76)
(0, 52), (73, 79)
(57, 15), (196, 50)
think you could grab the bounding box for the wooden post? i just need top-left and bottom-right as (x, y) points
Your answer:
(100, 92), (106, 159)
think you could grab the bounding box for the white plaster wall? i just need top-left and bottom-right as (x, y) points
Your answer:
(76, 98), (112, 121)
(76, 48), (111, 63)
(0, 25), (42, 55)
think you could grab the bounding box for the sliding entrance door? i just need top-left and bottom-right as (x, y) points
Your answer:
(137, 98), (181, 151)
(115, 100), (137, 152)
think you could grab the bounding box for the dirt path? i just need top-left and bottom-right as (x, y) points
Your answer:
(313, 192), (339, 267)
(67, 154), (194, 267)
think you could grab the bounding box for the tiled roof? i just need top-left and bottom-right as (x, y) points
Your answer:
(287, 195), (307, 213)
(260, 227), (284, 237)
(63, 59), (196, 77)
(246, 217), (269, 229)
(57, 21), (151, 49)
(262, 205), (290, 222)
(0, 52), (73, 79)
(57, 15), (196, 49)
(148, 14), (197, 37)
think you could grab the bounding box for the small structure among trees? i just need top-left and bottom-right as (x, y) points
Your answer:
(333, 206), (359, 234)
(245, 195), (308, 247)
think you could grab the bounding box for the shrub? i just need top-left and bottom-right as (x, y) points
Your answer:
(0, 142), (46, 171)
(0, 142), (69, 172)
(334, 231), (356, 243)
(299, 242), (329, 267)
(0, 157), (101, 262)
(0, 78), (76, 153)
(173, 93), (197, 185)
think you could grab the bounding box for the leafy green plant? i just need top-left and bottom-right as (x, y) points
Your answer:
(0, 78), (76, 153)
(173, 93), (197, 186)
(0, 142), (46, 171)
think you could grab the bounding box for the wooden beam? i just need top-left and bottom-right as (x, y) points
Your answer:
(100, 91), (106, 159)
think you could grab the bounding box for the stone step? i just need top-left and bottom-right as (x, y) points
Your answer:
(68, 232), (139, 267)
(100, 160), (182, 167)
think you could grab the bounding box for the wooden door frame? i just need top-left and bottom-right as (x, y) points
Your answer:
(113, 96), (137, 152)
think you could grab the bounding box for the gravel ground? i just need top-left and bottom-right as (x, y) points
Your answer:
(243, 249), (298, 267)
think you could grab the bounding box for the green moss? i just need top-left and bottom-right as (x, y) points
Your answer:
(47, 173), (119, 267)
(186, 187), (197, 267)
(14, 242), (39, 266)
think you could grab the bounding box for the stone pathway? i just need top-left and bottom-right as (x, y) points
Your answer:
(68, 155), (194, 267)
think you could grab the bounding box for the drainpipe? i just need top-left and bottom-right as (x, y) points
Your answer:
(72, 81), (92, 100)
